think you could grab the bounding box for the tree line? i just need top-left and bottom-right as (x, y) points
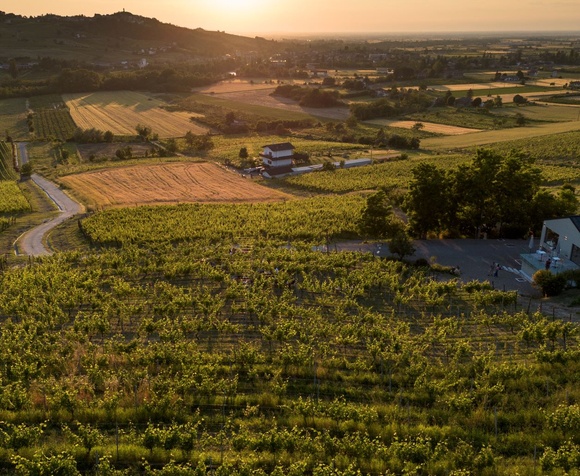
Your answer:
(404, 149), (578, 239)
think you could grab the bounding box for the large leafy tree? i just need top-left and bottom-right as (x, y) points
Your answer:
(451, 149), (502, 238)
(405, 163), (451, 239)
(358, 190), (399, 238)
(405, 149), (560, 238)
(494, 153), (542, 235)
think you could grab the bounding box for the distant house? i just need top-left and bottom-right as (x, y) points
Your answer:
(570, 81), (580, 90)
(260, 143), (295, 170)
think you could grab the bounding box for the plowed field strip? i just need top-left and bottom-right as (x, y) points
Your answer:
(60, 162), (293, 208)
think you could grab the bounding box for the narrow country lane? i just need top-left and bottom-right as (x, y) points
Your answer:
(17, 170), (83, 256)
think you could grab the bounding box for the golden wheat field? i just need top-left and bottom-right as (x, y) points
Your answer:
(63, 91), (207, 138)
(60, 162), (293, 208)
(366, 119), (482, 135)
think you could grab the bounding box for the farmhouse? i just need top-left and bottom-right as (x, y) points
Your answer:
(520, 216), (580, 280)
(260, 142), (295, 171)
(570, 81), (580, 90)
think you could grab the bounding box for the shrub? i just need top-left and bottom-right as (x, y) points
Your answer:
(532, 270), (567, 296)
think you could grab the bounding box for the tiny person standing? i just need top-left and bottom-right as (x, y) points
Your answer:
(545, 258), (551, 270)
(493, 264), (500, 277)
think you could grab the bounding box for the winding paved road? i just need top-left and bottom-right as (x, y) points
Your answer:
(15, 142), (83, 256)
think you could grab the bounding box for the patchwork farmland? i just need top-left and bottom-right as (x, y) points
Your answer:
(63, 91), (208, 138)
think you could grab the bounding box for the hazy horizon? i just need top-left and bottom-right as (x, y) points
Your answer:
(2, 0), (580, 39)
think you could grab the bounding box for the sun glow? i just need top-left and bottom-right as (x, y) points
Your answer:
(213, 0), (263, 11)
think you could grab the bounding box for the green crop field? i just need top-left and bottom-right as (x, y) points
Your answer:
(0, 98), (29, 141)
(421, 120), (580, 151)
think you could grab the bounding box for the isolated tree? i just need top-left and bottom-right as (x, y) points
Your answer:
(389, 229), (416, 260)
(513, 94), (527, 105)
(19, 162), (32, 177)
(494, 95), (503, 107)
(136, 124), (152, 141)
(411, 122), (424, 131)
(185, 130), (195, 148)
(239, 147), (249, 159)
(103, 130), (114, 142)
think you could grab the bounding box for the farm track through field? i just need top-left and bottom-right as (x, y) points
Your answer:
(17, 174), (83, 256)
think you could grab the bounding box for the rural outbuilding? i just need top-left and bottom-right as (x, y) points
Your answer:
(261, 142), (295, 169)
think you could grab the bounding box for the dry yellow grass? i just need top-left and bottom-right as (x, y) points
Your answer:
(367, 119), (482, 135)
(63, 91), (207, 138)
(60, 162), (293, 208)
(430, 82), (526, 92)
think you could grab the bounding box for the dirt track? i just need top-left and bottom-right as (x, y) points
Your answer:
(18, 174), (83, 256)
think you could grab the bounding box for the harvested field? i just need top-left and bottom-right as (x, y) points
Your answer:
(60, 162), (293, 208)
(63, 91), (207, 138)
(366, 119), (481, 135)
(429, 82), (525, 92)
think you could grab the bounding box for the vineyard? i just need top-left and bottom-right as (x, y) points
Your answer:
(32, 108), (77, 141)
(0, 141), (30, 216)
(282, 156), (468, 194)
(78, 195), (365, 245)
(0, 234), (577, 475)
(28, 94), (77, 141)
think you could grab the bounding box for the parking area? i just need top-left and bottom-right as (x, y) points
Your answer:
(337, 238), (539, 296)
(411, 238), (538, 296)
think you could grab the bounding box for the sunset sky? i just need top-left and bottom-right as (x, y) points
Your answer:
(3, 0), (580, 36)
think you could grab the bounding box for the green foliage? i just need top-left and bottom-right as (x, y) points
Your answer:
(79, 195), (365, 246)
(532, 269), (567, 296)
(271, 85), (343, 108)
(12, 451), (80, 476)
(136, 124), (153, 141)
(405, 149), (544, 238)
(389, 229), (416, 259)
(33, 108), (76, 141)
(0, 180), (30, 213)
(357, 190), (397, 238)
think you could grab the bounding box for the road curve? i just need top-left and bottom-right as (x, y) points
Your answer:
(17, 174), (83, 256)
